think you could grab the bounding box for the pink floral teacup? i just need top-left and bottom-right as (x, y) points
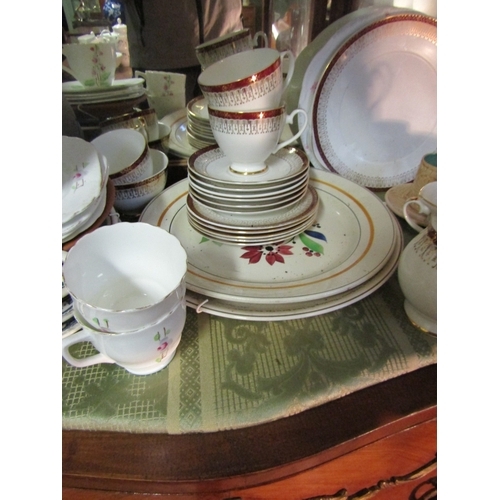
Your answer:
(62, 42), (116, 87)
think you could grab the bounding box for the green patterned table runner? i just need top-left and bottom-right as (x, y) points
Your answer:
(62, 268), (436, 434)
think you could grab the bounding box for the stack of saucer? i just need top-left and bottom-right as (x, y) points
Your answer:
(187, 145), (318, 246)
(186, 96), (216, 149)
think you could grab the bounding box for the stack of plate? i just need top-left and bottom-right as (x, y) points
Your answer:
(139, 168), (403, 321)
(62, 136), (113, 244)
(186, 96), (216, 149)
(62, 77), (146, 105)
(186, 145), (317, 245)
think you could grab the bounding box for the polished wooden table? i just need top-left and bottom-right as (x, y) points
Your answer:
(63, 363), (436, 499)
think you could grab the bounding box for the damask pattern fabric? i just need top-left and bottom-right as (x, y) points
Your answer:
(62, 273), (436, 434)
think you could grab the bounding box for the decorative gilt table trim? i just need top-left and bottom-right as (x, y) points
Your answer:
(305, 454), (437, 500)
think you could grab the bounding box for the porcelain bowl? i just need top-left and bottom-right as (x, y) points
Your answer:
(113, 149), (168, 214)
(91, 128), (153, 185)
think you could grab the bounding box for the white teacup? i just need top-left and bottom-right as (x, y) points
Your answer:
(92, 128), (153, 185)
(63, 301), (186, 375)
(62, 42), (116, 88)
(198, 48), (295, 111)
(62, 222), (188, 333)
(208, 105), (308, 174)
(196, 28), (268, 70)
(403, 181), (437, 232)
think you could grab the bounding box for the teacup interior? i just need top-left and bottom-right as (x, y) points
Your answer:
(63, 223), (187, 310)
(92, 129), (146, 176)
(198, 48), (279, 86)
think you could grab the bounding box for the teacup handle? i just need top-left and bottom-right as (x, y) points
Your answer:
(273, 108), (308, 154)
(62, 329), (114, 368)
(135, 70), (147, 84)
(403, 198), (430, 232)
(253, 31), (268, 48)
(62, 65), (78, 80)
(280, 50), (295, 94)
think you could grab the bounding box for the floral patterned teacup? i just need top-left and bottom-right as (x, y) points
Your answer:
(62, 41), (116, 87)
(63, 300), (186, 375)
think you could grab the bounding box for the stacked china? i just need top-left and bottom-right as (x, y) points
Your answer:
(62, 136), (112, 245)
(62, 223), (188, 375)
(91, 128), (169, 215)
(191, 47), (317, 246)
(186, 96), (216, 149)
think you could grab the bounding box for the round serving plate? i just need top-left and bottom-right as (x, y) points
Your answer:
(289, 6), (413, 168)
(312, 13), (437, 188)
(185, 212), (402, 321)
(139, 169), (396, 304)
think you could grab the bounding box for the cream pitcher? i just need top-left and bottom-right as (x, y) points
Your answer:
(398, 181), (437, 335)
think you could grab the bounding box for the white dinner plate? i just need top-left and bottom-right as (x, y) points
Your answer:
(140, 169), (396, 304)
(185, 213), (402, 321)
(312, 13), (437, 188)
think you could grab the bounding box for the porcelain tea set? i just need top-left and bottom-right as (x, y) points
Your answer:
(184, 45), (315, 245)
(61, 23), (438, 380)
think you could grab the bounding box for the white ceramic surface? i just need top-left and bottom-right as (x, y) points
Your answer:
(198, 48), (294, 111)
(62, 223), (188, 333)
(286, 6), (413, 170)
(62, 136), (103, 224)
(91, 128), (153, 184)
(113, 149), (168, 214)
(185, 213), (402, 321)
(187, 145), (309, 185)
(62, 78), (145, 105)
(312, 14), (437, 187)
(62, 183), (107, 242)
(207, 106), (308, 174)
(63, 301), (186, 375)
(62, 42), (116, 87)
(403, 181), (437, 232)
(196, 28), (268, 69)
(139, 169), (396, 304)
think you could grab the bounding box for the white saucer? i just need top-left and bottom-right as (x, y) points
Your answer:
(188, 145), (309, 185)
(385, 182), (428, 227)
(62, 77), (145, 94)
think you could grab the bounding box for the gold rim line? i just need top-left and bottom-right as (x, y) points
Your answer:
(152, 179), (383, 292)
(228, 164), (269, 176)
